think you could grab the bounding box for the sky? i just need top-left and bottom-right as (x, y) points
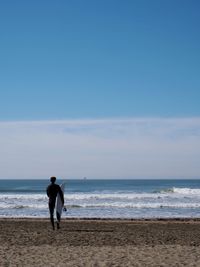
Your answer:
(0, 0), (200, 179)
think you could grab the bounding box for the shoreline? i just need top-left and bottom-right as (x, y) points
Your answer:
(1, 216), (200, 221)
(1, 218), (200, 266)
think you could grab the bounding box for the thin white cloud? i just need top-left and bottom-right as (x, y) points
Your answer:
(0, 118), (200, 179)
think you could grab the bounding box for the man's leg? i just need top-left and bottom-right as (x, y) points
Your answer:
(49, 204), (55, 230)
(56, 211), (61, 229)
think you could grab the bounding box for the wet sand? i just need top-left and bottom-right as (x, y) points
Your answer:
(0, 218), (200, 266)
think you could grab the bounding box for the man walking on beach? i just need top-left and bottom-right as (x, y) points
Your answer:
(46, 176), (64, 230)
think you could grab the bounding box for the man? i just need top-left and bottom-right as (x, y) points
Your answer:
(46, 176), (64, 230)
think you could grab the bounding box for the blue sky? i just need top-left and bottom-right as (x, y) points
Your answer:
(0, 0), (200, 119)
(0, 1), (200, 179)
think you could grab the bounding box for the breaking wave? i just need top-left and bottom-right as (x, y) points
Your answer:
(157, 187), (200, 195)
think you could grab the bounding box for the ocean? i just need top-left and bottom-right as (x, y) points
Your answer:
(0, 179), (200, 219)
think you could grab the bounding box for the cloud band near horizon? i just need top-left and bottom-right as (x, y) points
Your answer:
(0, 118), (200, 179)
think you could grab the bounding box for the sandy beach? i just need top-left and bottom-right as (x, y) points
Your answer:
(0, 219), (200, 266)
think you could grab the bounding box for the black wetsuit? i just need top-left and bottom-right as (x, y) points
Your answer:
(46, 183), (64, 229)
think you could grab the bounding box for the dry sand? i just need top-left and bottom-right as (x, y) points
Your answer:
(0, 218), (200, 266)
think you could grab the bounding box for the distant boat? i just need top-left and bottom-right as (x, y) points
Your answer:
(83, 177), (87, 180)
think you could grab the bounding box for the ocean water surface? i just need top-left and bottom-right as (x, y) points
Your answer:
(0, 179), (200, 218)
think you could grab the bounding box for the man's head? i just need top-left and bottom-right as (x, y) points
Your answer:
(50, 176), (56, 184)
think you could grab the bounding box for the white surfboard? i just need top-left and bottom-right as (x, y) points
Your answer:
(56, 183), (65, 218)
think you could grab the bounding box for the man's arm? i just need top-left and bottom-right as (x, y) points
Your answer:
(46, 186), (49, 197)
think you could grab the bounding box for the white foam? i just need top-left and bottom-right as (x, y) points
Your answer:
(172, 187), (200, 195)
(71, 202), (200, 209)
(1, 187), (200, 218)
(64, 193), (169, 200)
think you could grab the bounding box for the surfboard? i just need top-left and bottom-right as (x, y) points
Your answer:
(56, 183), (65, 218)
